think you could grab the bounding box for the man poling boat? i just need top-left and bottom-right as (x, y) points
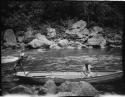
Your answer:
(13, 50), (27, 75)
(82, 63), (94, 77)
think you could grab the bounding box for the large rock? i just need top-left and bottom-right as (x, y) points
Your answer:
(72, 20), (87, 29)
(57, 92), (76, 96)
(88, 34), (106, 47)
(38, 86), (48, 95)
(58, 81), (98, 96)
(17, 36), (24, 43)
(19, 42), (25, 49)
(35, 33), (53, 46)
(90, 26), (103, 37)
(50, 43), (61, 49)
(65, 20), (89, 39)
(58, 81), (71, 92)
(100, 39), (106, 48)
(82, 28), (90, 35)
(88, 37), (101, 45)
(58, 39), (69, 47)
(28, 39), (44, 48)
(44, 79), (57, 94)
(4, 29), (17, 47)
(67, 46), (75, 49)
(93, 26), (103, 33)
(24, 26), (34, 40)
(66, 29), (80, 35)
(65, 28), (83, 38)
(77, 81), (99, 96)
(9, 85), (34, 94)
(70, 41), (83, 49)
(28, 33), (54, 48)
(47, 27), (56, 38)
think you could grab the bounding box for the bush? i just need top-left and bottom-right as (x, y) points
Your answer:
(1, 1), (123, 34)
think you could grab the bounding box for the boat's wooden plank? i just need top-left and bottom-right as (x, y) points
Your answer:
(15, 71), (123, 83)
(16, 71), (122, 77)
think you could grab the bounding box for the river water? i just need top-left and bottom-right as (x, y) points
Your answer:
(1, 48), (124, 94)
(2, 48), (122, 72)
(19, 48), (122, 72)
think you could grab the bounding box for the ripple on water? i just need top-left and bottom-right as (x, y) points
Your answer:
(2, 48), (122, 72)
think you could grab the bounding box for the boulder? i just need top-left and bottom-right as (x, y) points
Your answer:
(67, 46), (75, 49)
(35, 33), (54, 45)
(65, 29), (79, 35)
(90, 26), (103, 37)
(57, 92), (76, 96)
(58, 39), (69, 47)
(4, 29), (17, 47)
(38, 86), (48, 95)
(78, 81), (99, 96)
(58, 81), (83, 95)
(93, 26), (103, 33)
(72, 20), (87, 29)
(65, 29), (83, 38)
(9, 85), (34, 94)
(28, 33), (54, 48)
(28, 39), (44, 48)
(50, 43), (61, 49)
(81, 28), (90, 35)
(58, 81), (71, 92)
(87, 34), (106, 47)
(3, 42), (16, 48)
(44, 79), (57, 94)
(78, 28), (89, 40)
(88, 37), (101, 46)
(70, 82), (82, 95)
(24, 26), (34, 40)
(17, 36), (24, 43)
(77, 46), (82, 49)
(68, 41), (75, 45)
(58, 81), (98, 96)
(70, 41), (83, 48)
(100, 39), (106, 48)
(77, 33), (84, 38)
(65, 20), (88, 39)
(19, 42), (25, 49)
(47, 27), (56, 38)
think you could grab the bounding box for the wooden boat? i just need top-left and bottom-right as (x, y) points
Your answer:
(2, 56), (123, 83)
(15, 70), (123, 83)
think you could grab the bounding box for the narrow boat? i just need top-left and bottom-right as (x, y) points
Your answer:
(2, 56), (123, 83)
(15, 70), (123, 83)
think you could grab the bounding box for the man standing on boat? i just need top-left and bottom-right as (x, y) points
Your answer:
(82, 63), (93, 77)
(13, 50), (26, 75)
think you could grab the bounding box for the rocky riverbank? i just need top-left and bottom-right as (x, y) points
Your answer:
(2, 77), (99, 96)
(1, 20), (122, 50)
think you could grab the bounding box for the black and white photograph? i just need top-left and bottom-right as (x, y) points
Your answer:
(1, 1), (125, 97)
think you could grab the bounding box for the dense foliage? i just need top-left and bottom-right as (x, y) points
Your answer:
(1, 1), (124, 32)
